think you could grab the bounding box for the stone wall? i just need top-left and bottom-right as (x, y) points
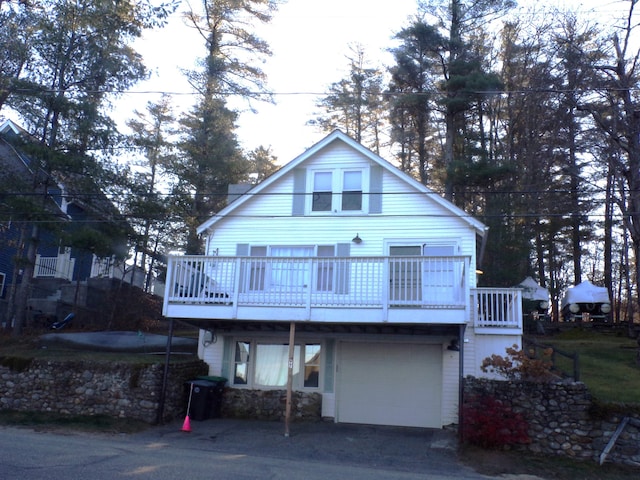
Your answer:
(464, 377), (640, 467)
(221, 389), (322, 422)
(0, 358), (207, 423)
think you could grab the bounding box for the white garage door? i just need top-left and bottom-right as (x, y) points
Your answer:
(337, 342), (442, 428)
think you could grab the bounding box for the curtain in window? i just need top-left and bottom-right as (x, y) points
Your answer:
(270, 247), (313, 290)
(255, 344), (300, 386)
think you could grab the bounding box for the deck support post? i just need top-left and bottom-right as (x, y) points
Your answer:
(284, 321), (296, 437)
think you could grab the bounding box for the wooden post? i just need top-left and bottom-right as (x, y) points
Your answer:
(284, 321), (296, 437)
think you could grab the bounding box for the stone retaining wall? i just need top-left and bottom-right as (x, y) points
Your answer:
(464, 377), (640, 467)
(221, 389), (322, 421)
(0, 358), (207, 423)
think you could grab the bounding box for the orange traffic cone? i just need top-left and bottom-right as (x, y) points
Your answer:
(182, 382), (194, 433)
(181, 415), (191, 432)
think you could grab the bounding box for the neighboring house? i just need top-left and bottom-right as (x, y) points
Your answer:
(162, 130), (523, 429)
(0, 119), (134, 326)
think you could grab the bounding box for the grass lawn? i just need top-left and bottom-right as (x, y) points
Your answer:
(531, 328), (640, 404)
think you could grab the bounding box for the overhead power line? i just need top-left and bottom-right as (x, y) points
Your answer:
(0, 211), (633, 225)
(11, 86), (640, 97)
(0, 187), (628, 199)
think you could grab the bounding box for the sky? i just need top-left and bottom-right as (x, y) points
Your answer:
(117, 0), (633, 164)
(122, 0), (418, 162)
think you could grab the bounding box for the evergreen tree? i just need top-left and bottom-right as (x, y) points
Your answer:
(125, 95), (176, 292)
(388, 20), (445, 183)
(1, 0), (175, 336)
(247, 145), (279, 184)
(574, 0), (640, 319)
(174, 0), (278, 254)
(315, 44), (386, 153)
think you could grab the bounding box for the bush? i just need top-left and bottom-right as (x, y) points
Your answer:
(481, 344), (555, 382)
(462, 394), (530, 448)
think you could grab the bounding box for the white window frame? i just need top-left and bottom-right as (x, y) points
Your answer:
(0, 272), (5, 298)
(341, 170), (363, 211)
(311, 171), (333, 212)
(308, 168), (368, 214)
(230, 339), (323, 390)
(387, 240), (460, 304)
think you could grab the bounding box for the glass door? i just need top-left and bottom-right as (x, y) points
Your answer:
(422, 244), (456, 304)
(389, 245), (422, 304)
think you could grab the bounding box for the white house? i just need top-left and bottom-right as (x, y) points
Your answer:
(162, 130), (522, 429)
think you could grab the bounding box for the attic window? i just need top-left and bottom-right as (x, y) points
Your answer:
(342, 171), (362, 211)
(312, 172), (332, 211)
(309, 169), (366, 213)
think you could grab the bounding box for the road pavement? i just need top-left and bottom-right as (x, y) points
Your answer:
(0, 418), (499, 480)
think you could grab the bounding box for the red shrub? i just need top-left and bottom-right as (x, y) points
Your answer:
(462, 394), (530, 448)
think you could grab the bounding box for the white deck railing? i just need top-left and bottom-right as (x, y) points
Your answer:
(165, 254), (470, 309)
(473, 287), (523, 330)
(34, 254), (75, 280)
(34, 256), (58, 277)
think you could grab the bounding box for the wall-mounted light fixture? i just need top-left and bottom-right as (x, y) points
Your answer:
(352, 233), (362, 244)
(447, 338), (460, 351)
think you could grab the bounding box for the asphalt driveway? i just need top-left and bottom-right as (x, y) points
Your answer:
(140, 418), (484, 478)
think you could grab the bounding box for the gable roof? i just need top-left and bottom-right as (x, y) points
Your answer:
(197, 130), (487, 236)
(0, 119), (125, 229)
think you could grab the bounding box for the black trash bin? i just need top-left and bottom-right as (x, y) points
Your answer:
(185, 377), (227, 421)
(185, 380), (215, 421)
(196, 376), (227, 418)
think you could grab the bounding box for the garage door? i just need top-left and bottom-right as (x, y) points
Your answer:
(337, 342), (442, 428)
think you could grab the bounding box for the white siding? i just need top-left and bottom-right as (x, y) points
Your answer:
(187, 133), (519, 429)
(463, 326), (522, 379)
(201, 336), (225, 377)
(205, 142), (478, 291)
(441, 345), (461, 425)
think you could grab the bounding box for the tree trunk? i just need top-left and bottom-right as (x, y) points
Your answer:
(11, 224), (38, 337)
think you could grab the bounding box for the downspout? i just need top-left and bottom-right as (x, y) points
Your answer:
(477, 226), (490, 272)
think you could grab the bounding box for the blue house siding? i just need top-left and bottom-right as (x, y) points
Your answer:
(0, 222), (24, 299)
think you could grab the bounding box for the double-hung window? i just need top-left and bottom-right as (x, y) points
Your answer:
(232, 340), (322, 389)
(341, 171), (362, 211)
(312, 172), (332, 211)
(310, 169), (365, 213)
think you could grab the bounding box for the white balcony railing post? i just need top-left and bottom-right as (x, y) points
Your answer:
(232, 257), (243, 318)
(162, 256), (175, 314)
(305, 258), (312, 318)
(382, 257), (389, 321)
(166, 255), (494, 312)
